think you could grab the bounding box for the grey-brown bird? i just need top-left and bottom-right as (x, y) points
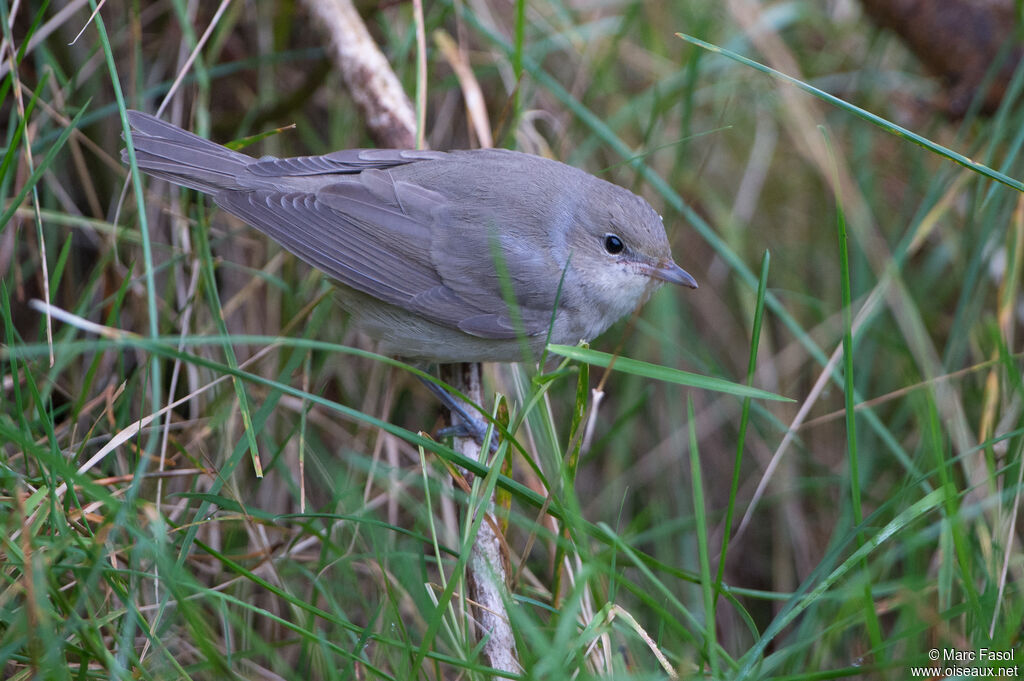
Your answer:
(123, 110), (696, 363)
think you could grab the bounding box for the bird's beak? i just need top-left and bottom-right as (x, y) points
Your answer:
(641, 260), (698, 289)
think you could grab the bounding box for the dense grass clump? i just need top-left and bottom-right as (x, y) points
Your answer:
(1, 2), (1021, 679)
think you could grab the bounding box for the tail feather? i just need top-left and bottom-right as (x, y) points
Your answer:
(122, 110), (253, 193)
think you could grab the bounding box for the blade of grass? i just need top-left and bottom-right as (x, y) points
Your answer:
(0, 95), (81, 231)
(716, 250), (770, 592)
(547, 344), (792, 402)
(192, 202), (263, 476)
(688, 398), (717, 677)
(96, 0), (165, 479)
(513, 0), (525, 130)
(828, 129), (883, 654)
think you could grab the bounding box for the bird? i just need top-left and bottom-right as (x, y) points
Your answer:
(122, 110), (696, 364)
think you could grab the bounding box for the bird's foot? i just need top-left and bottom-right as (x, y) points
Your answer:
(418, 376), (499, 452)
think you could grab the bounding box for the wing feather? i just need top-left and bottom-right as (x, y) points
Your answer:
(213, 181), (537, 338)
(248, 149), (448, 177)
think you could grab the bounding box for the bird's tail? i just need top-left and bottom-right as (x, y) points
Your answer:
(122, 110), (253, 194)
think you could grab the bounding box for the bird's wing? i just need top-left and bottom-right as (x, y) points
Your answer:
(247, 149), (449, 177)
(215, 167), (558, 339)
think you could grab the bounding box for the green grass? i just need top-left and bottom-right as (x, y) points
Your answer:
(2, 1), (1023, 679)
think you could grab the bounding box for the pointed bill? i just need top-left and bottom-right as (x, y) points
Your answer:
(641, 260), (698, 289)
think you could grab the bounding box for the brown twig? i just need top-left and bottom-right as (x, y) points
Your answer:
(303, 0), (416, 149)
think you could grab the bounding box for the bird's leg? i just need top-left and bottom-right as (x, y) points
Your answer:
(418, 373), (497, 452)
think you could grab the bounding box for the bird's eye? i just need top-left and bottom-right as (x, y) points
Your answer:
(604, 234), (624, 254)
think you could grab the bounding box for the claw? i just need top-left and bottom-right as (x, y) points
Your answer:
(419, 377), (499, 452)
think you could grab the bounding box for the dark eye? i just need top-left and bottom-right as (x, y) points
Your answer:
(604, 234), (624, 254)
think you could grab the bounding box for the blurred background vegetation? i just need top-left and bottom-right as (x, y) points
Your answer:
(1, 0), (1022, 679)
